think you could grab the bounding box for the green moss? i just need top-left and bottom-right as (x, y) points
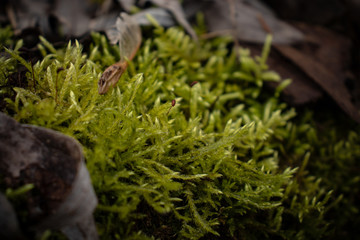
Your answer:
(0, 22), (359, 240)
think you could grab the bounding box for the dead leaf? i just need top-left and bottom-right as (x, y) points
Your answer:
(91, 8), (177, 33)
(105, 13), (142, 58)
(96, 0), (117, 16)
(149, 0), (198, 40)
(293, 24), (351, 82)
(6, 0), (52, 35)
(203, 0), (304, 44)
(0, 112), (98, 239)
(241, 22), (359, 121)
(265, 23), (360, 122)
(117, 0), (136, 12)
(183, 0), (212, 18)
(53, 0), (92, 37)
(240, 43), (323, 105)
(4, 0), (192, 44)
(133, 8), (176, 27)
(275, 45), (360, 123)
(89, 12), (119, 33)
(266, 48), (324, 105)
(265, 0), (344, 25)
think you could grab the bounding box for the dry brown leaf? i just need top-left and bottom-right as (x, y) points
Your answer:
(242, 43), (323, 105)
(266, 49), (324, 105)
(275, 45), (360, 123)
(204, 0), (304, 44)
(293, 24), (351, 82)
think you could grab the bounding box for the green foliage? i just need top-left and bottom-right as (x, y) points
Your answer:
(0, 23), (359, 240)
(293, 113), (360, 238)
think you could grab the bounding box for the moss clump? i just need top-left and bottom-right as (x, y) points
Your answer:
(1, 22), (359, 239)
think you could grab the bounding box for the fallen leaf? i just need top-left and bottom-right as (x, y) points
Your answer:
(95, 0), (119, 16)
(149, 0), (198, 40)
(183, 0), (212, 18)
(265, 0), (344, 25)
(6, 0), (52, 35)
(105, 13), (142, 52)
(240, 43), (323, 105)
(275, 45), (360, 123)
(133, 8), (176, 27)
(292, 24), (351, 82)
(117, 0), (136, 12)
(266, 48), (324, 105)
(203, 0), (304, 44)
(89, 12), (119, 33)
(53, 0), (92, 37)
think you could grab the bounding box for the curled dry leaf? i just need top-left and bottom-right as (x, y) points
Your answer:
(0, 112), (98, 239)
(98, 12), (142, 94)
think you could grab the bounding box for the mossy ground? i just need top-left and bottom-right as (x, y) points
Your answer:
(1, 20), (359, 239)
